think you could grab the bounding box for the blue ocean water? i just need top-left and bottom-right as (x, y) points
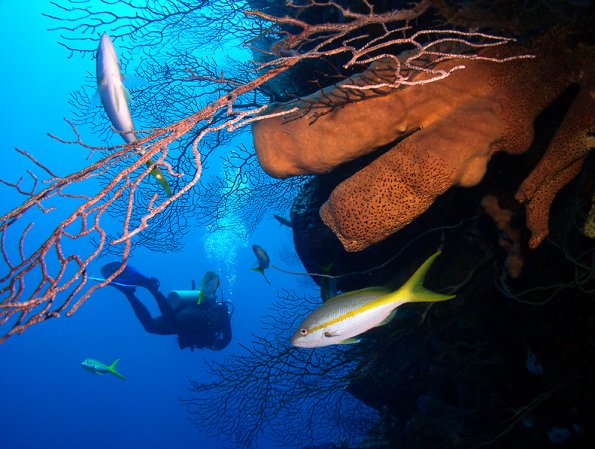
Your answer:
(7, 2), (595, 448)
(0, 1), (335, 448)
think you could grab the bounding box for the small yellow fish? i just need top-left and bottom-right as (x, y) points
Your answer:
(197, 271), (220, 305)
(81, 358), (126, 380)
(147, 161), (172, 196)
(291, 251), (455, 348)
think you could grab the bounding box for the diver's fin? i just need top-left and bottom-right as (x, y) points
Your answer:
(100, 262), (153, 289)
(108, 359), (126, 380)
(399, 251), (455, 303)
(89, 276), (106, 283)
(89, 276), (136, 289)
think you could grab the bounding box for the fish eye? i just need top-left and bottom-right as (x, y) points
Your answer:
(300, 328), (308, 336)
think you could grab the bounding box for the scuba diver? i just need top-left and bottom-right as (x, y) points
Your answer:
(100, 263), (233, 351)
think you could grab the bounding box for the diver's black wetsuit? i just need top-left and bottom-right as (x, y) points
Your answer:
(120, 281), (232, 351)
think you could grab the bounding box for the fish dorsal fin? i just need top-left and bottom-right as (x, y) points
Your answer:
(397, 251), (456, 303)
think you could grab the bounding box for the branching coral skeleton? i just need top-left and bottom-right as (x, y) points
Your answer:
(0, 0), (538, 341)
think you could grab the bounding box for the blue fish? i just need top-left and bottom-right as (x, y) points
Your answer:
(81, 358), (126, 380)
(251, 244), (271, 285)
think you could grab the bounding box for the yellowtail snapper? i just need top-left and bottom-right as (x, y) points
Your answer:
(197, 271), (220, 304)
(292, 251), (455, 348)
(81, 358), (126, 380)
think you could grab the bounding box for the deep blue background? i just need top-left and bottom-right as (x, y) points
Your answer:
(0, 1), (308, 448)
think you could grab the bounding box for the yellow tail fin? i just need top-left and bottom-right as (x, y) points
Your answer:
(400, 251), (456, 303)
(108, 359), (127, 380)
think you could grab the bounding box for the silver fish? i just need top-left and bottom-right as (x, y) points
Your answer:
(96, 33), (171, 195)
(291, 251), (455, 348)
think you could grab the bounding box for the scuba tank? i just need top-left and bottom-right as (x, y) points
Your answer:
(167, 290), (201, 304)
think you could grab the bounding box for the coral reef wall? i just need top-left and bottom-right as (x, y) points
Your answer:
(256, 1), (595, 447)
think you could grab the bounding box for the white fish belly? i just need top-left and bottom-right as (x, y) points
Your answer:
(323, 302), (397, 345)
(99, 84), (136, 143)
